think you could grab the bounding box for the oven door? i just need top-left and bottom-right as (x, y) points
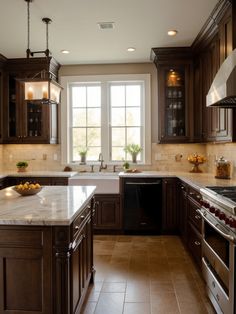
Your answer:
(198, 209), (235, 314)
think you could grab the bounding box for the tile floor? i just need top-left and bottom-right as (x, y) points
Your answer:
(82, 235), (216, 314)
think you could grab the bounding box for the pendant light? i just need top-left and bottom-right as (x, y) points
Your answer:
(22, 0), (62, 104)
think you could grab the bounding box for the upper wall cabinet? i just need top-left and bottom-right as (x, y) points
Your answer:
(152, 48), (193, 143)
(0, 54), (7, 144)
(2, 57), (60, 144)
(192, 2), (233, 143)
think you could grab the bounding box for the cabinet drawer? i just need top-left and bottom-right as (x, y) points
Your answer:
(188, 198), (202, 232)
(187, 222), (202, 267)
(72, 205), (91, 238)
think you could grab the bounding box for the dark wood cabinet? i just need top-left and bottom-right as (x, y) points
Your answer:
(192, 2), (233, 143)
(70, 203), (94, 314)
(0, 55), (7, 144)
(2, 57), (59, 144)
(177, 180), (188, 244)
(6, 176), (68, 187)
(186, 185), (202, 267)
(93, 194), (121, 232)
(187, 221), (202, 267)
(0, 198), (94, 314)
(152, 48), (193, 143)
(162, 178), (178, 233)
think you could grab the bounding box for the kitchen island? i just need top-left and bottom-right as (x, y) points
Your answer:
(0, 185), (96, 314)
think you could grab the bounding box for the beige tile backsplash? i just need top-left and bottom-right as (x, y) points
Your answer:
(1, 142), (236, 177)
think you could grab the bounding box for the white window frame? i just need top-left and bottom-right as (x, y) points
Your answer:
(60, 74), (151, 165)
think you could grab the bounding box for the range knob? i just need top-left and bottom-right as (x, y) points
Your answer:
(204, 201), (210, 209)
(219, 212), (226, 221)
(209, 206), (216, 213)
(225, 217), (230, 225)
(229, 218), (236, 228)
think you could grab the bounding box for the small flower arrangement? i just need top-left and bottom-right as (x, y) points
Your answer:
(187, 153), (206, 173)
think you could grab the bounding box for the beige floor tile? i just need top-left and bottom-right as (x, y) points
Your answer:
(150, 280), (175, 296)
(94, 292), (124, 314)
(87, 291), (100, 302)
(151, 292), (180, 314)
(101, 282), (126, 293)
(178, 301), (209, 314)
(125, 282), (150, 302)
(123, 302), (151, 314)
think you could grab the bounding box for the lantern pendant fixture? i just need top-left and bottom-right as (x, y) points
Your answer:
(23, 0), (62, 104)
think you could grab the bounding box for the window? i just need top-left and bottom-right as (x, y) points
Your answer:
(61, 74), (151, 165)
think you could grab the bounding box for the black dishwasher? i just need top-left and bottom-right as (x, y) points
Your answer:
(123, 178), (162, 234)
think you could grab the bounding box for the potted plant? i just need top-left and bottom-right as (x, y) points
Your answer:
(79, 148), (88, 164)
(124, 144), (142, 163)
(16, 161), (28, 172)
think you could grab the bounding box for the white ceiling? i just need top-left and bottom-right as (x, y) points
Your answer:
(0, 0), (218, 65)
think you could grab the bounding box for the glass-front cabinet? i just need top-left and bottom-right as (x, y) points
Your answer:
(165, 68), (185, 137)
(152, 47), (193, 143)
(3, 58), (60, 144)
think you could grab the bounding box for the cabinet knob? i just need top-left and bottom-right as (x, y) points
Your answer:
(181, 186), (185, 190)
(80, 215), (85, 220)
(189, 192), (194, 196)
(75, 225), (79, 230)
(194, 241), (201, 246)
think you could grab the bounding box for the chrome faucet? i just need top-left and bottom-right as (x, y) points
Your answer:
(98, 153), (107, 171)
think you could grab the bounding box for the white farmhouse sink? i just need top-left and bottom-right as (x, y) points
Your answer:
(68, 172), (119, 194)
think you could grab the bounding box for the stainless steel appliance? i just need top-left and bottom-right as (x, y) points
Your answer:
(198, 186), (236, 314)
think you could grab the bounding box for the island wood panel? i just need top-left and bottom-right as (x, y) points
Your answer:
(0, 199), (94, 314)
(0, 227), (52, 314)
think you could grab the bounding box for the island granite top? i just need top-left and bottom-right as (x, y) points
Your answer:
(0, 185), (96, 226)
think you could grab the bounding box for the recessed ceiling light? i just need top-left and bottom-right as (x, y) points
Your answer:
(61, 50), (70, 54)
(168, 30), (178, 36)
(127, 47), (136, 52)
(97, 22), (114, 30)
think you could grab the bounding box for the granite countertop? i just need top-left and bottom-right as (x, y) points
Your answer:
(0, 171), (78, 179)
(0, 185), (96, 226)
(119, 171), (236, 191)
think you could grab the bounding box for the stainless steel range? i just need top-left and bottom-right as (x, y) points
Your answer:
(198, 186), (236, 314)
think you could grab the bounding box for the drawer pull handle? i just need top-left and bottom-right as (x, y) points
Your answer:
(196, 195), (201, 199)
(194, 241), (201, 246)
(75, 225), (80, 230)
(195, 215), (201, 220)
(189, 192), (194, 196)
(81, 215), (85, 220)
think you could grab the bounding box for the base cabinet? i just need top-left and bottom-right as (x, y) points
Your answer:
(162, 178), (178, 233)
(94, 194), (121, 232)
(0, 200), (94, 314)
(177, 180), (188, 244)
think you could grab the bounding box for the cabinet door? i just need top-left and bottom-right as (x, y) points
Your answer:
(158, 64), (192, 143)
(94, 194), (121, 230)
(0, 227), (52, 314)
(187, 222), (202, 267)
(71, 215), (93, 314)
(162, 178), (177, 233)
(177, 181), (188, 244)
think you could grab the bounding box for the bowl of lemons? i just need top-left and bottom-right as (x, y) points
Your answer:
(13, 182), (42, 196)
